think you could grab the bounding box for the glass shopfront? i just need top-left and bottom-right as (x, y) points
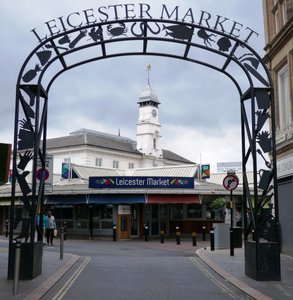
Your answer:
(143, 204), (169, 236)
(49, 204), (113, 235)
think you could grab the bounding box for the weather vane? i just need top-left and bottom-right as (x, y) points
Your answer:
(146, 64), (151, 85)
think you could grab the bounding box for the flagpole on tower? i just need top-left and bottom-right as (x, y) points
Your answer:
(146, 64), (151, 85)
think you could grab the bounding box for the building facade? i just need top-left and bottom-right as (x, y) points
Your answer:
(0, 84), (244, 239)
(262, 0), (293, 255)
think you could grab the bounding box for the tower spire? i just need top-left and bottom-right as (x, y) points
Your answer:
(146, 64), (151, 85)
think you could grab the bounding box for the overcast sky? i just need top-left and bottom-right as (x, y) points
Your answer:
(0, 0), (266, 172)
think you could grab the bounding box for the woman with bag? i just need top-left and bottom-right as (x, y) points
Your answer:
(45, 210), (57, 246)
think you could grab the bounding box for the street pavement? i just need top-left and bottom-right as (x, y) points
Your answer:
(0, 236), (292, 299)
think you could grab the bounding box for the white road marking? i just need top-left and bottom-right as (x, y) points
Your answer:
(190, 256), (249, 300)
(52, 256), (91, 300)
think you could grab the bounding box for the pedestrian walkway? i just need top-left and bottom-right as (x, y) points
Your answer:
(0, 237), (293, 299)
(0, 237), (80, 300)
(197, 247), (293, 300)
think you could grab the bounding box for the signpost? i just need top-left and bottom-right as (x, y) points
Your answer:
(36, 155), (53, 193)
(223, 172), (239, 256)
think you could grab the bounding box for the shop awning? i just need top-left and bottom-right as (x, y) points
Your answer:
(88, 194), (146, 204)
(45, 196), (87, 205)
(0, 199), (23, 206)
(147, 194), (200, 204)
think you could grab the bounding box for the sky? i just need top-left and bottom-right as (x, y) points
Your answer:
(0, 0), (267, 172)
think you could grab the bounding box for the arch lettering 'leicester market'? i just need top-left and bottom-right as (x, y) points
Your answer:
(10, 3), (280, 280)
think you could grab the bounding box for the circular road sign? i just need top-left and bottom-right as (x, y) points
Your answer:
(223, 174), (239, 191)
(36, 168), (50, 181)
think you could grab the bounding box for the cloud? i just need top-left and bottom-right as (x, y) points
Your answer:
(0, 0), (267, 171)
(162, 124), (242, 172)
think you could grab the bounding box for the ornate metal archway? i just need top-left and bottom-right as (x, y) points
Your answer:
(10, 14), (280, 280)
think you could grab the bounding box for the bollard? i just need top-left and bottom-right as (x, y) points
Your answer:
(60, 227), (64, 260)
(175, 226), (180, 245)
(89, 219), (93, 240)
(113, 224), (117, 241)
(202, 226), (206, 241)
(5, 219), (9, 237)
(160, 230), (165, 244)
(13, 239), (21, 295)
(230, 227), (234, 256)
(144, 224), (149, 242)
(210, 228), (215, 251)
(63, 221), (67, 241)
(192, 232), (197, 246)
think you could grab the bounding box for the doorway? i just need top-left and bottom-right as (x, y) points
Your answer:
(117, 205), (131, 240)
(144, 204), (169, 236)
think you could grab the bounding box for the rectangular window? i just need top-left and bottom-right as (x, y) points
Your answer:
(53, 206), (74, 228)
(113, 160), (119, 169)
(96, 158), (102, 167)
(278, 65), (291, 130)
(76, 205), (88, 219)
(153, 138), (156, 149)
(274, 9), (279, 33)
(171, 204), (184, 220)
(101, 205), (113, 229)
(64, 158), (71, 163)
(187, 204), (202, 219)
(101, 205), (113, 219)
(128, 163), (134, 169)
(282, 0), (287, 24)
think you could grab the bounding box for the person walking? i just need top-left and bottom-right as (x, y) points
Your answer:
(45, 211), (57, 246)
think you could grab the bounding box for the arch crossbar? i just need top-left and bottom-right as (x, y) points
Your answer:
(10, 17), (280, 280)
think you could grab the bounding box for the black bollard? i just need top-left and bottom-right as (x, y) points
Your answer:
(192, 232), (197, 246)
(230, 227), (234, 256)
(144, 224), (149, 242)
(175, 226), (180, 245)
(63, 221), (67, 241)
(113, 224), (117, 241)
(210, 228), (215, 251)
(202, 226), (206, 241)
(60, 227), (64, 260)
(13, 239), (21, 295)
(160, 230), (165, 244)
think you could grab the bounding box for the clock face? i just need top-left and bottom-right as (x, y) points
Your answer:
(152, 109), (157, 117)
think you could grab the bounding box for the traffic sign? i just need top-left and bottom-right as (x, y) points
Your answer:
(223, 174), (239, 191)
(36, 168), (50, 181)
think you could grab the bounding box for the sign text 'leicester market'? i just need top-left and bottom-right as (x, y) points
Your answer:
(31, 3), (259, 44)
(89, 176), (194, 189)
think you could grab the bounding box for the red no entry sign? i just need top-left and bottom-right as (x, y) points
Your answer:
(223, 174), (239, 191)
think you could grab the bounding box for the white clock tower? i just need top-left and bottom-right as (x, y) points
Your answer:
(136, 84), (162, 158)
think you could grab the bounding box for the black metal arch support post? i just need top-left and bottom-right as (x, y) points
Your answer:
(9, 17), (280, 281)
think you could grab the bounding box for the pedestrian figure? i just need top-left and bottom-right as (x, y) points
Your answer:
(37, 213), (48, 245)
(45, 211), (56, 246)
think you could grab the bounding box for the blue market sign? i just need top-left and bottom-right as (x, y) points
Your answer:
(89, 176), (194, 189)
